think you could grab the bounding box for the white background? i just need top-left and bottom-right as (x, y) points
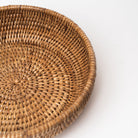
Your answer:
(0, 0), (138, 138)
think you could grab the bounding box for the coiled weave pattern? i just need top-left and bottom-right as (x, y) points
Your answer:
(0, 5), (96, 138)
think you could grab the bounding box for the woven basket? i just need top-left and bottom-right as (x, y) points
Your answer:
(0, 5), (96, 138)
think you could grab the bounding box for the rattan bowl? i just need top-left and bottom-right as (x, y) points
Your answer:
(0, 5), (96, 138)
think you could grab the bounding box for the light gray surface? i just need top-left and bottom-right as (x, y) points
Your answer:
(0, 0), (138, 138)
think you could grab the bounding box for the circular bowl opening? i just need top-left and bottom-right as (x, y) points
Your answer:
(0, 5), (96, 138)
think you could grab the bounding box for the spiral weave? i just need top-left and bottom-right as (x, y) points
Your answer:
(0, 5), (96, 138)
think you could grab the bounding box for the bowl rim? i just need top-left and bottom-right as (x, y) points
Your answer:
(0, 5), (96, 137)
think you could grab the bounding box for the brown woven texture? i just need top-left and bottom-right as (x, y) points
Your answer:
(0, 5), (96, 138)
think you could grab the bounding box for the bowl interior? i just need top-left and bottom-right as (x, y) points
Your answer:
(0, 7), (91, 133)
